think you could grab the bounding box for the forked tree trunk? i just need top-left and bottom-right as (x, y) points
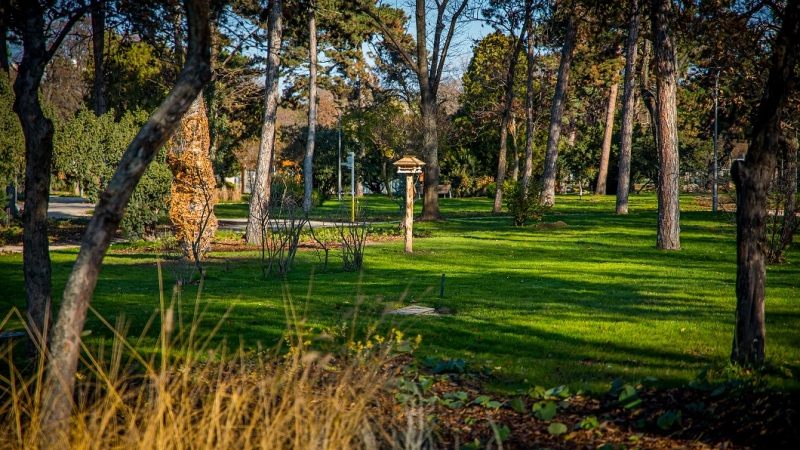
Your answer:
(541, 15), (577, 206)
(617, 0), (640, 214)
(246, 0), (283, 244)
(361, 0), (469, 221)
(730, 0), (800, 368)
(11, 2), (86, 357)
(90, 0), (107, 116)
(41, 0), (212, 442)
(651, 0), (680, 250)
(416, 0), (442, 221)
(595, 80), (619, 195)
(303, 4), (318, 213)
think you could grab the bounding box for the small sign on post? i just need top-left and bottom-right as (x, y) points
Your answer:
(393, 155), (425, 253)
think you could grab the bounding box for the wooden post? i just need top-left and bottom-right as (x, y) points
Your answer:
(405, 173), (414, 252)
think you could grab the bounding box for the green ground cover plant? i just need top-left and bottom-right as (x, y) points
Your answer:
(1, 194), (798, 392)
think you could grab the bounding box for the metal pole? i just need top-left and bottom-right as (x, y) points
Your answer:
(350, 152), (355, 222)
(337, 111), (342, 202)
(713, 69), (719, 212)
(404, 174), (413, 252)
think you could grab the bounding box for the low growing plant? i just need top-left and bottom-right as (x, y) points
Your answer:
(504, 180), (549, 226)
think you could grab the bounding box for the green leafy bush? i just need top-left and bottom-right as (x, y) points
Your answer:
(504, 180), (548, 226)
(53, 108), (171, 239)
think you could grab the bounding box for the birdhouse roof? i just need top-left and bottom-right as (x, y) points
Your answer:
(393, 155), (426, 168)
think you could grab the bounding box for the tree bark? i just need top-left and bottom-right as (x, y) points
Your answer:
(651, 0), (680, 250)
(522, 4), (535, 193)
(246, 0), (283, 244)
(10, 1), (86, 357)
(416, 0), (441, 221)
(303, 3), (318, 213)
(41, 0), (211, 442)
(493, 26), (527, 213)
(731, 0), (800, 366)
(90, 0), (107, 116)
(777, 136), (797, 256)
(510, 118), (520, 181)
(595, 80), (619, 195)
(616, 0), (640, 214)
(540, 15), (577, 206)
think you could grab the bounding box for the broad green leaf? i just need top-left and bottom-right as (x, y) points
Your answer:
(472, 395), (491, 406)
(533, 401), (558, 421)
(548, 422), (568, 435)
(510, 397), (527, 413)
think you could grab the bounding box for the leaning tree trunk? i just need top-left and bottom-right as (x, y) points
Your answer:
(40, 0), (211, 443)
(617, 0), (640, 215)
(522, 7), (535, 193)
(246, 0), (283, 244)
(493, 28), (526, 213)
(596, 80), (619, 195)
(90, 0), (107, 116)
(651, 0), (680, 250)
(541, 15), (577, 206)
(303, 3), (318, 213)
(730, 0), (800, 367)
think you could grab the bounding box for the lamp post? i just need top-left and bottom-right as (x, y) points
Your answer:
(393, 155), (426, 253)
(337, 109), (342, 202)
(341, 151), (355, 222)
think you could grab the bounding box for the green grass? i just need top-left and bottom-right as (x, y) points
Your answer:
(2, 193), (798, 392)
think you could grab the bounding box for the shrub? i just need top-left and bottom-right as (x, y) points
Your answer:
(121, 157), (172, 239)
(504, 180), (549, 226)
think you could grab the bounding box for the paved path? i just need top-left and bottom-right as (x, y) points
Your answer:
(44, 196), (94, 219)
(217, 218), (374, 232)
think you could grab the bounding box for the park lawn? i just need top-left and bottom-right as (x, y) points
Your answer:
(1, 193), (798, 393)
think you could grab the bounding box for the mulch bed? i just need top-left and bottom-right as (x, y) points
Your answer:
(404, 365), (799, 449)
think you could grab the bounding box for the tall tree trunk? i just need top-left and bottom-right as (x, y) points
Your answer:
(41, 0), (212, 441)
(639, 39), (651, 125)
(522, 7), (535, 193)
(246, 0), (283, 244)
(493, 28), (526, 213)
(777, 136), (797, 255)
(541, 15), (577, 206)
(595, 80), (619, 195)
(617, 0), (640, 214)
(303, 3), (317, 213)
(651, 0), (680, 250)
(493, 115), (511, 212)
(510, 117), (520, 182)
(11, 2), (86, 356)
(731, 0), (800, 366)
(15, 57), (53, 356)
(416, 0), (442, 221)
(90, 0), (107, 116)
